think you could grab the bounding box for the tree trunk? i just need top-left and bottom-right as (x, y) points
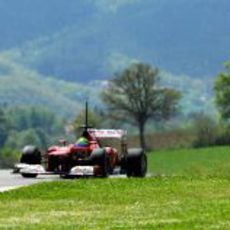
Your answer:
(139, 121), (146, 150)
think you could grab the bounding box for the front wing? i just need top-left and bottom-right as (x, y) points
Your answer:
(14, 163), (96, 177)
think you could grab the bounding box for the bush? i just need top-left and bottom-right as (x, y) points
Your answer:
(192, 113), (218, 148)
(215, 124), (230, 146)
(0, 147), (20, 168)
(128, 129), (195, 150)
(4, 129), (42, 150)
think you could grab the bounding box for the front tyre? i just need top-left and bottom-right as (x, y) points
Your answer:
(21, 173), (37, 178)
(89, 149), (109, 178)
(20, 145), (41, 165)
(20, 145), (41, 178)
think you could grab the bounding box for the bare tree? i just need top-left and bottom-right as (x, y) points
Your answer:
(102, 63), (181, 149)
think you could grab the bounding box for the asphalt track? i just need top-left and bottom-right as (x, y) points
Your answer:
(0, 169), (60, 192)
(0, 170), (129, 192)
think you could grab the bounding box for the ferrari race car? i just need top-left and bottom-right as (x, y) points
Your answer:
(14, 128), (147, 178)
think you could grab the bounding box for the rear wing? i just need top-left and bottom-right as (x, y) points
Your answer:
(88, 129), (127, 139)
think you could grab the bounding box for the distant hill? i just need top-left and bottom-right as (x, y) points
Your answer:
(0, 53), (215, 118)
(0, 0), (226, 118)
(0, 55), (99, 118)
(0, 0), (229, 82)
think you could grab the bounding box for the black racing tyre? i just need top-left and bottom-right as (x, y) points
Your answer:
(89, 148), (109, 177)
(60, 174), (75, 179)
(20, 146), (41, 178)
(126, 148), (147, 177)
(21, 173), (37, 178)
(20, 145), (41, 165)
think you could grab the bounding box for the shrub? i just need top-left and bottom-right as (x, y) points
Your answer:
(0, 147), (20, 168)
(215, 123), (230, 146)
(192, 113), (218, 148)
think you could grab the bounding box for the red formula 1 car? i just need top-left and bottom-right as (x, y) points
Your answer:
(14, 128), (147, 178)
(14, 103), (147, 178)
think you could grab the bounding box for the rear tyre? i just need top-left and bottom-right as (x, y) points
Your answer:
(126, 148), (147, 177)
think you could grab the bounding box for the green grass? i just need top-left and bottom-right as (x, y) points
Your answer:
(0, 146), (230, 229)
(148, 146), (230, 178)
(0, 178), (230, 229)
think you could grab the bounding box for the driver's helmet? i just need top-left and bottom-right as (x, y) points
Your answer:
(76, 137), (89, 147)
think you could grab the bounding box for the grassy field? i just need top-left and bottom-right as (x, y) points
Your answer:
(148, 146), (230, 178)
(0, 147), (230, 229)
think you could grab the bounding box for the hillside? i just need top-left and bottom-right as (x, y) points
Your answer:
(0, 0), (226, 118)
(0, 55), (99, 118)
(0, 52), (215, 118)
(0, 0), (229, 82)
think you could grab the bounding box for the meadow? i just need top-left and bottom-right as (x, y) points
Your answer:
(0, 147), (229, 229)
(148, 146), (230, 178)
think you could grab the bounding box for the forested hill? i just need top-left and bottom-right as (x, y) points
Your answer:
(0, 55), (99, 118)
(0, 0), (230, 82)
